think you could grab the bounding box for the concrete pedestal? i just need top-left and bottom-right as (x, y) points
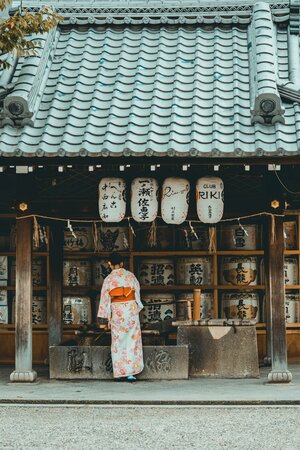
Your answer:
(49, 345), (189, 380)
(177, 322), (259, 378)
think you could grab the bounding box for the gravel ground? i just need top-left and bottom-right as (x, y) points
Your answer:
(0, 405), (300, 450)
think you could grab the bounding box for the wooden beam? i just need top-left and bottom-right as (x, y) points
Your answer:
(266, 215), (292, 382)
(48, 223), (64, 347)
(10, 217), (37, 382)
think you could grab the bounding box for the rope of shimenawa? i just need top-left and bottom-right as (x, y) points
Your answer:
(17, 211), (283, 249)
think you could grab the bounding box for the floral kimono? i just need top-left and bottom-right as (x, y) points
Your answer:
(98, 268), (144, 378)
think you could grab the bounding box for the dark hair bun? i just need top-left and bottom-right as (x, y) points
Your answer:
(109, 252), (124, 266)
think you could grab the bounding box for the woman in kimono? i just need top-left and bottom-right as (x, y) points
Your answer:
(98, 252), (144, 382)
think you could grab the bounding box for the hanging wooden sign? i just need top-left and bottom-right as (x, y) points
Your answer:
(161, 177), (190, 225)
(196, 177), (224, 224)
(99, 178), (126, 223)
(131, 178), (158, 222)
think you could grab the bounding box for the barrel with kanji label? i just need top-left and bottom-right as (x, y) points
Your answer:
(176, 257), (213, 286)
(63, 260), (92, 287)
(141, 293), (175, 324)
(221, 291), (259, 321)
(220, 224), (258, 250)
(221, 256), (258, 286)
(138, 259), (175, 286)
(63, 296), (92, 324)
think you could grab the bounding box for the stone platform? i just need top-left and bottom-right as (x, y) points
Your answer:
(49, 345), (189, 380)
(176, 320), (259, 378)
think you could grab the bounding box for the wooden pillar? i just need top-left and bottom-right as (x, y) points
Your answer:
(10, 217), (37, 382)
(266, 215), (292, 383)
(48, 223), (64, 347)
(263, 218), (272, 366)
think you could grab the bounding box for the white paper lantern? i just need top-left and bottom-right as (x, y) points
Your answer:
(131, 178), (158, 222)
(99, 178), (126, 223)
(196, 177), (224, 224)
(161, 177), (190, 225)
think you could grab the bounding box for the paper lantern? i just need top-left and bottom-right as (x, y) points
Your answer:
(99, 178), (126, 222)
(131, 178), (158, 222)
(196, 177), (224, 224)
(161, 177), (190, 225)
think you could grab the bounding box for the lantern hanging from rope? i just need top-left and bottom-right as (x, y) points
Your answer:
(161, 177), (190, 225)
(99, 178), (126, 223)
(131, 178), (158, 222)
(196, 177), (224, 224)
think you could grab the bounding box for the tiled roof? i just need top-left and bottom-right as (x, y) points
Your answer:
(0, 2), (300, 158)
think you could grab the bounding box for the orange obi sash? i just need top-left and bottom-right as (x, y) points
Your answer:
(109, 287), (135, 303)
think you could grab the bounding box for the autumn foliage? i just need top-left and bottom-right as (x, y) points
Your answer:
(0, 0), (62, 67)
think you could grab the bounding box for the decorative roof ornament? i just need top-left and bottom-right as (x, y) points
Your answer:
(0, 28), (58, 127)
(249, 2), (285, 125)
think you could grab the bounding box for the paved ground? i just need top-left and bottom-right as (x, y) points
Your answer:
(1, 404), (300, 449)
(1, 365), (300, 404)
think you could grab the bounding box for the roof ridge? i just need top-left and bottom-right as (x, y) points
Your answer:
(18, 0), (290, 27)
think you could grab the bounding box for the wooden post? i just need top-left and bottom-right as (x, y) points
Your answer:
(266, 215), (292, 383)
(48, 223), (64, 347)
(193, 289), (201, 321)
(263, 218), (272, 366)
(10, 217), (37, 382)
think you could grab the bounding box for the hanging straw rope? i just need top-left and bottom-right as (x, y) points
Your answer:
(148, 220), (157, 247)
(33, 216), (40, 248)
(16, 211), (284, 224)
(208, 227), (216, 253)
(92, 221), (99, 252)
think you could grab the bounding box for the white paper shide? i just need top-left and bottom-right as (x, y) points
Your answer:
(197, 177), (224, 224)
(161, 177), (190, 225)
(99, 178), (126, 222)
(131, 178), (158, 222)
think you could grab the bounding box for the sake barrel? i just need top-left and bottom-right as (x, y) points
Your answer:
(138, 259), (175, 286)
(221, 291), (260, 321)
(0, 305), (8, 324)
(220, 224), (258, 250)
(12, 296), (47, 324)
(64, 226), (93, 251)
(141, 293), (175, 324)
(177, 292), (214, 320)
(135, 225), (172, 250)
(221, 256), (258, 286)
(63, 260), (92, 287)
(32, 297), (47, 324)
(176, 257), (213, 286)
(0, 256), (8, 280)
(161, 177), (190, 225)
(99, 177), (126, 222)
(131, 178), (159, 222)
(284, 257), (298, 285)
(176, 225), (209, 251)
(10, 257), (46, 286)
(63, 296), (92, 324)
(283, 221), (297, 250)
(0, 289), (7, 305)
(196, 177), (224, 224)
(98, 226), (129, 252)
(285, 292), (299, 323)
(93, 260), (111, 287)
